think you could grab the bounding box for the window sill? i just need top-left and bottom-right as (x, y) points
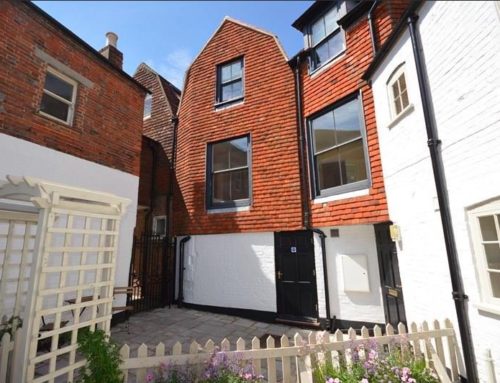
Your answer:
(207, 205), (250, 214)
(214, 97), (244, 111)
(309, 50), (346, 79)
(313, 188), (370, 204)
(476, 302), (500, 317)
(37, 110), (73, 127)
(386, 104), (414, 129)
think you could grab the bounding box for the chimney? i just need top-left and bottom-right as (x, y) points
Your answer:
(99, 32), (123, 69)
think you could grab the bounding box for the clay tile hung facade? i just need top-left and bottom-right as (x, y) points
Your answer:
(1, 0), (500, 381)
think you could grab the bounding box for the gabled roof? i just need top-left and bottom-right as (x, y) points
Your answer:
(177, 16), (288, 114)
(134, 62), (181, 115)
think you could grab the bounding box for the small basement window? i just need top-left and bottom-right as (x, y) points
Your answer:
(144, 94), (152, 119)
(388, 65), (410, 118)
(39, 68), (77, 125)
(216, 58), (244, 105)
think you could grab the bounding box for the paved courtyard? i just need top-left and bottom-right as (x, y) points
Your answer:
(111, 307), (313, 354)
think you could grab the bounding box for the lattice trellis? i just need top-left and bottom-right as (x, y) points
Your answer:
(0, 176), (129, 383)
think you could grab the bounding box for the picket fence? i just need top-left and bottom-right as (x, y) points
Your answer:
(119, 319), (463, 383)
(0, 327), (22, 383)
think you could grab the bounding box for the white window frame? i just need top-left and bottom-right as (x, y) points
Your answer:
(152, 215), (167, 237)
(39, 67), (78, 126)
(143, 94), (152, 120)
(469, 199), (500, 307)
(387, 63), (410, 120)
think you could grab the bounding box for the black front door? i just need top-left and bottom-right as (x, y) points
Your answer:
(275, 230), (318, 321)
(374, 223), (407, 326)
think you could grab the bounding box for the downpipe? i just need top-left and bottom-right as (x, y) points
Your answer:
(312, 229), (333, 331)
(177, 235), (191, 308)
(367, 0), (380, 55)
(407, 14), (478, 382)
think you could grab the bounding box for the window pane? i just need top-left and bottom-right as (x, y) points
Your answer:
(392, 81), (400, 100)
(221, 65), (232, 83)
(213, 169), (249, 203)
(213, 172), (231, 202)
(394, 96), (402, 115)
(312, 111), (335, 152)
(479, 216), (498, 241)
(144, 95), (152, 118)
(313, 40), (330, 68)
(401, 89), (409, 110)
(484, 244), (500, 270)
(213, 141), (230, 171)
(327, 30), (344, 59)
(311, 17), (326, 46)
(231, 61), (242, 80)
(230, 168), (249, 200)
(44, 72), (74, 101)
(338, 139), (367, 185)
(40, 93), (69, 121)
(229, 137), (248, 168)
(399, 74), (407, 93)
(324, 6), (339, 35)
(490, 272), (500, 298)
(221, 83), (233, 101)
(232, 80), (243, 99)
(334, 99), (361, 145)
(316, 149), (342, 190)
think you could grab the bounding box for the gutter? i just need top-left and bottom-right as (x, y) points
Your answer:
(177, 235), (191, 308)
(407, 14), (479, 382)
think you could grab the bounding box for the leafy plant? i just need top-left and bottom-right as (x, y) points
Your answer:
(313, 337), (440, 383)
(0, 315), (22, 338)
(77, 328), (123, 383)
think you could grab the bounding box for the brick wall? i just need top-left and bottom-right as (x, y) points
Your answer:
(0, 0), (145, 176)
(175, 19), (303, 235)
(299, 2), (408, 227)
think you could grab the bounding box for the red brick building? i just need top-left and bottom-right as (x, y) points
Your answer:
(174, 2), (410, 330)
(0, 0), (146, 306)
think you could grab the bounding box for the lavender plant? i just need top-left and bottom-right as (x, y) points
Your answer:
(313, 337), (440, 383)
(145, 348), (263, 383)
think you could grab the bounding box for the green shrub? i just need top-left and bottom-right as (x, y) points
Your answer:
(77, 328), (123, 383)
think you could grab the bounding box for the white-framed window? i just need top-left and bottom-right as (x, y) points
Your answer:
(308, 3), (345, 72)
(39, 67), (78, 125)
(387, 64), (410, 119)
(144, 94), (152, 119)
(469, 199), (500, 307)
(152, 215), (167, 237)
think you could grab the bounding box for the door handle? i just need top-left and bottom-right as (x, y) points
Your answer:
(277, 271), (283, 280)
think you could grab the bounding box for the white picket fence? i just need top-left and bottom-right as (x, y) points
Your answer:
(119, 319), (463, 383)
(0, 328), (22, 383)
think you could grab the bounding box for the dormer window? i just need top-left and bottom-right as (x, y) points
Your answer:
(309, 4), (345, 71)
(216, 58), (244, 106)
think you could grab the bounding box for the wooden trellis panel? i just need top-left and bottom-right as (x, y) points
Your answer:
(0, 211), (38, 326)
(26, 208), (121, 383)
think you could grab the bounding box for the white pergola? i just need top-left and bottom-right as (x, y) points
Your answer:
(0, 175), (129, 383)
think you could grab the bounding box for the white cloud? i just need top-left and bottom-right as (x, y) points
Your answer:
(147, 49), (192, 89)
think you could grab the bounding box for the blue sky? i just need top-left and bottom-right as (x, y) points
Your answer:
(34, 1), (313, 88)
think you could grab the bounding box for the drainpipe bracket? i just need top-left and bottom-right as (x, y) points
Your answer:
(407, 14), (419, 25)
(427, 138), (442, 147)
(452, 291), (469, 301)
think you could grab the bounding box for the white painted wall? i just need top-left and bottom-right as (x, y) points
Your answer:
(0, 133), (139, 293)
(315, 225), (385, 324)
(182, 232), (277, 312)
(371, 2), (500, 380)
